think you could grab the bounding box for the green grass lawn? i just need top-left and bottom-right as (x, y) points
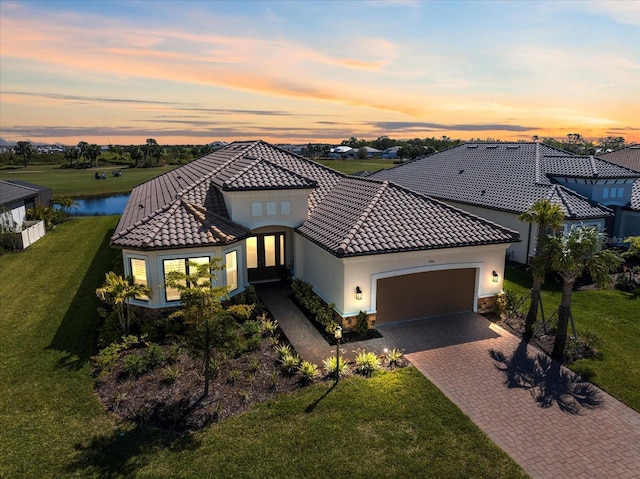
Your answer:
(504, 265), (640, 411)
(0, 217), (527, 479)
(0, 164), (178, 198)
(0, 159), (395, 199)
(315, 158), (397, 175)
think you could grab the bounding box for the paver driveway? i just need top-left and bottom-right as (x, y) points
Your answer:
(379, 314), (640, 479)
(258, 284), (640, 478)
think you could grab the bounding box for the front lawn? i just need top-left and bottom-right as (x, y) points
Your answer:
(0, 217), (527, 478)
(504, 265), (640, 411)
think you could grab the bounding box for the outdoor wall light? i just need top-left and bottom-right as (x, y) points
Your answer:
(492, 270), (499, 283)
(356, 286), (363, 300)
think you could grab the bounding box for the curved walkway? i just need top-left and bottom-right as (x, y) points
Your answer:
(257, 283), (640, 479)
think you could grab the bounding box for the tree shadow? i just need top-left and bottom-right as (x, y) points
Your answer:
(47, 226), (119, 370)
(66, 424), (201, 478)
(490, 340), (604, 414)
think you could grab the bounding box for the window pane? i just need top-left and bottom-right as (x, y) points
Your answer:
(225, 251), (238, 291)
(266, 201), (277, 216)
(246, 236), (258, 268)
(280, 201), (291, 215)
(617, 187), (624, 198)
(131, 258), (149, 301)
(251, 202), (262, 217)
(264, 235), (276, 267)
(189, 257), (211, 288)
(280, 234), (285, 265)
(164, 259), (186, 301)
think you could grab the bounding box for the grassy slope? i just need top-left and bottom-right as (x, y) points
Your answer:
(0, 217), (527, 479)
(504, 266), (640, 411)
(0, 164), (177, 197)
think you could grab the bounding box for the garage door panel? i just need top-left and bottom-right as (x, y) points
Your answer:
(376, 268), (475, 324)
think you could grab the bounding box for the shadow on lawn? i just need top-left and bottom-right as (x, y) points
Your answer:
(47, 226), (119, 370)
(490, 340), (604, 415)
(67, 425), (200, 478)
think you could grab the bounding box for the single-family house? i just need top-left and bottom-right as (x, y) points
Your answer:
(382, 146), (401, 159)
(0, 179), (51, 248)
(112, 141), (519, 325)
(598, 144), (640, 238)
(372, 142), (640, 264)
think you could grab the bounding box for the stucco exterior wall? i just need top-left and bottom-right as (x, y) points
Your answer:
(222, 189), (311, 230)
(444, 201), (529, 263)
(618, 210), (640, 237)
(295, 232), (510, 318)
(122, 242), (245, 309)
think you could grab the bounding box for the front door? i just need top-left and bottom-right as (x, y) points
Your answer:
(246, 233), (286, 282)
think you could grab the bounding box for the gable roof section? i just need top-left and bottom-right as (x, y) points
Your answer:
(371, 142), (615, 219)
(212, 156), (317, 191)
(543, 155), (640, 179)
(296, 177), (519, 257)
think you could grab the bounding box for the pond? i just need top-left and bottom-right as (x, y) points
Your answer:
(70, 193), (130, 216)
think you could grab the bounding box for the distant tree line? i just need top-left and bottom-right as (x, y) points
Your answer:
(0, 134), (631, 168)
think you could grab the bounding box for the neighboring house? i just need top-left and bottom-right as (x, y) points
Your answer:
(372, 142), (640, 264)
(329, 145), (356, 158)
(0, 180), (51, 248)
(598, 145), (640, 238)
(112, 141), (519, 326)
(382, 146), (401, 159)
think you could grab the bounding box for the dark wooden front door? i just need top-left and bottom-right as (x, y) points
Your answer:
(247, 233), (285, 282)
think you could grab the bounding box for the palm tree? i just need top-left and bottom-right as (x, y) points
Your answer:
(546, 226), (621, 361)
(96, 272), (151, 334)
(15, 141), (33, 168)
(518, 199), (565, 338)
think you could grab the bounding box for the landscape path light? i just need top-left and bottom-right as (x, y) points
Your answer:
(334, 325), (342, 384)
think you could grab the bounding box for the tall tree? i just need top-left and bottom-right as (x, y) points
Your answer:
(15, 141), (33, 168)
(165, 259), (251, 398)
(518, 199), (565, 338)
(546, 227), (621, 361)
(77, 141), (89, 165)
(85, 144), (102, 167)
(96, 272), (152, 334)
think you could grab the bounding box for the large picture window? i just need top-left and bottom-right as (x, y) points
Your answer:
(130, 258), (149, 301)
(225, 251), (238, 291)
(162, 256), (210, 302)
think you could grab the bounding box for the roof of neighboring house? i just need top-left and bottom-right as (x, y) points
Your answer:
(113, 140), (519, 254)
(371, 142), (639, 219)
(0, 180), (47, 206)
(597, 144), (640, 173)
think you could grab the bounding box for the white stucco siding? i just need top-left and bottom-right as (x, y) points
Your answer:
(342, 244), (509, 317)
(445, 201), (529, 263)
(223, 189), (311, 230)
(294, 236), (346, 313)
(122, 243), (246, 308)
(294, 232), (510, 319)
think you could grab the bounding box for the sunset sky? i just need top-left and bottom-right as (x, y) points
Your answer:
(1, 0), (639, 146)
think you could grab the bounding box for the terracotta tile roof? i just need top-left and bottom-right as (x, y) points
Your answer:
(296, 177), (519, 257)
(113, 141), (341, 249)
(113, 140), (519, 254)
(371, 142), (616, 219)
(213, 156), (317, 191)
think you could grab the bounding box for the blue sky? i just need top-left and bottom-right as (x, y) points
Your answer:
(1, 0), (638, 145)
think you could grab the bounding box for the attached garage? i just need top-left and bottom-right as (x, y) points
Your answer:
(375, 268), (476, 324)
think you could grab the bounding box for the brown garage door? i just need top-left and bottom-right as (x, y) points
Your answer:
(376, 268), (476, 324)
